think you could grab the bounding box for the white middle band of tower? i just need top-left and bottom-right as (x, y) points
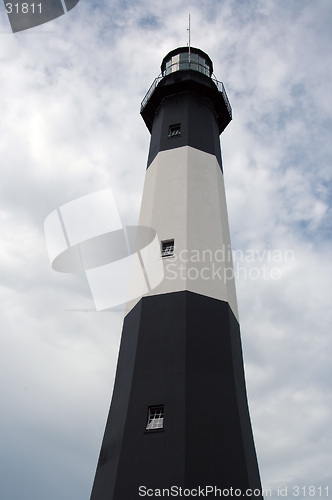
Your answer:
(127, 145), (239, 320)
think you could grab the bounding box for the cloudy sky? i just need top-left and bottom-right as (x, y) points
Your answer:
(1, 0), (331, 499)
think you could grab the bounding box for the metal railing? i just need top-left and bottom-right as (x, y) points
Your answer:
(211, 76), (232, 118)
(140, 71), (232, 119)
(140, 74), (163, 113)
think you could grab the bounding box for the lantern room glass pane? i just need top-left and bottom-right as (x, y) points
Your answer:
(163, 51), (211, 76)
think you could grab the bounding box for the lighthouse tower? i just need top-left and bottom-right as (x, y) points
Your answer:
(89, 47), (263, 499)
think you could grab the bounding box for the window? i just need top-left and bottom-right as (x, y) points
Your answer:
(146, 405), (164, 430)
(161, 239), (174, 257)
(168, 124), (181, 138)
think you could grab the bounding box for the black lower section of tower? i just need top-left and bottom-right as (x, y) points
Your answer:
(90, 291), (262, 499)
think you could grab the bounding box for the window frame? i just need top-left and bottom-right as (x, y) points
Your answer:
(161, 239), (175, 258)
(145, 405), (165, 432)
(168, 123), (181, 138)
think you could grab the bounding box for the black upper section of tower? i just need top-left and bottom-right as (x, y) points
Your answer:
(140, 47), (232, 169)
(141, 47), (232, 136)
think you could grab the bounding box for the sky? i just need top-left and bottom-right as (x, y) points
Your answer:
(1, 0), (332, 499)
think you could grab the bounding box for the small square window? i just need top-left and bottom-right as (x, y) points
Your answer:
(168, 124), (181, 138)
(161, 239), (174, 257)
(146, 405), (164, 431)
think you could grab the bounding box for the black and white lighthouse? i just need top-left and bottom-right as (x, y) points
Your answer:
(89, 46), (263, 499)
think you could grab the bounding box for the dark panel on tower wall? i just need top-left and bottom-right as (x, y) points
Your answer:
(146, 92), (223, 169)
(185, 292), (262, 493)
(89, 302), (143, 500)
(90, 291), (262, 499)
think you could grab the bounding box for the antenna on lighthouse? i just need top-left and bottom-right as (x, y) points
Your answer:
(187, 13), (191, 62)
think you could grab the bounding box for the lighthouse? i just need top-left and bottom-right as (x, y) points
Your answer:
(89, 46), (263, 499)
